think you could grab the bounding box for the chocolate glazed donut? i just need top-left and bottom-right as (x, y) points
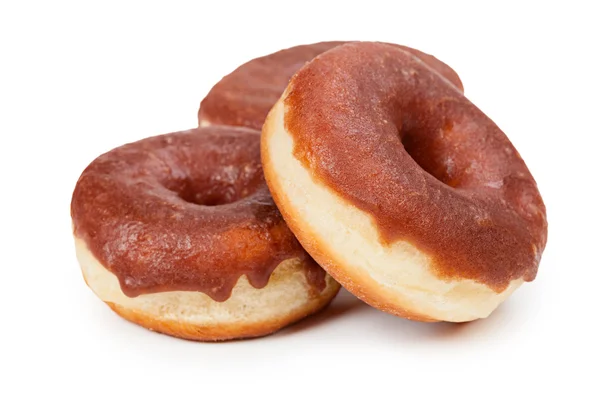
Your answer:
(199, 41), (464, 130)
(72, 127), (340, 341)
(73, 41), (472, 340)
(262, 42), (547, 322)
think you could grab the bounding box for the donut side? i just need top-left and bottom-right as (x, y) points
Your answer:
(262, 99), (523, 322)
(76, 237), (339, 341)
(71, 127), (340, 340)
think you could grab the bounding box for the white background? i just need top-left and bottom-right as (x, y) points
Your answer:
(1, 1), (598, 398)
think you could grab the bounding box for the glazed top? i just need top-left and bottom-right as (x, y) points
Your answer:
(199, 41), (463, 130)
(284, 42), (547, 291)
(71, 127), (325, 300)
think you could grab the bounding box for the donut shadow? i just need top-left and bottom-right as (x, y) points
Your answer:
(124, 288), (522, 344)
(276, 288), (367, 337)
(362, 297), (521, 342)
(275, 288), (523, 342)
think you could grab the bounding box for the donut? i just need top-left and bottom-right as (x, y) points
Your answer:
(71, 126), (340, 341)
(262, 42), (548, 322)
(199, 41), (464, 131)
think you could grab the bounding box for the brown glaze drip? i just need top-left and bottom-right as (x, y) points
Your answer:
(284, 42), (547, 291)
(71, 127), (326, 300)
(199, 41), (463, 131)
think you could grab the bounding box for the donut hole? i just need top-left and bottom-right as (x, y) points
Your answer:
(176, 183), (234, 206)
(165, 174), (263, 207)
(146, 128), (266, 207)
(400, 129), (457, 187)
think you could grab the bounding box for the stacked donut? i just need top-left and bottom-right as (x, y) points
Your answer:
(72, 42), (547, 341)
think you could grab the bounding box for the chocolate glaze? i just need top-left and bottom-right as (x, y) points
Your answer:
(71, 127), (326, 300)
(199, 41), (463, 130)
(284, 42), (547, 291)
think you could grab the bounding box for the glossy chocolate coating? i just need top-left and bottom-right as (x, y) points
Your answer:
(71, 127), (325, 300)
(199, 41), (463, 130)
(284, 42), (547, 291)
